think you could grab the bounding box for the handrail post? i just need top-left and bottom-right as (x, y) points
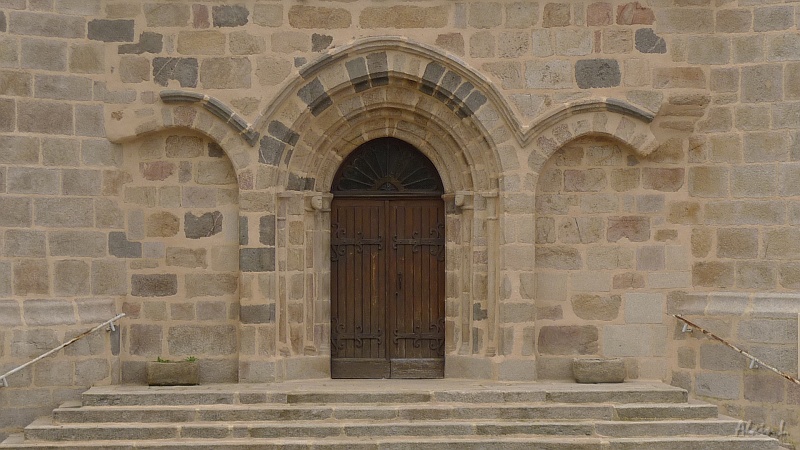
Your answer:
(0, 313), (126, 388)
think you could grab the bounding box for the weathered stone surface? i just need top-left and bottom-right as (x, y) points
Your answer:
(607, 216), (649, 242)
(119, 32), (163, 55)
(289, 5), (350, 29)
(119, 56), (150, 83)
(652, 67), (705, 89)
(542, 3), (570, 27)
(18, 100), (72, 135)
(635, 28), (665, 54)
(240, 304), (275, 324)
(4, 229), (45, 257)
(168, 325), (237, 355)
(153, 57), (198, 88)
(131, 274), (178, 297)
(573, 358), (625, 383)
(575, 59), (620, 88)
(146, 211), (179, 237)
(143, 3), (189, 27)
(185, 211), (223, 239)
(256, 56), (292, 86)
(538, 326), (598, 355)
(177, 30), (225, 55)
(360, 6), (448, 28)
(53, 260), (90, 296)
(185, 273), (237, 298)
(166, 247), (207, 268)
(196, 161), (236, 185)
(91, 260), (126, 295)
(140, 161), (176, 182)
(526, 60), (572, 89)
(642, 168), (684, 192)
(129, 324), (162, 356)
(469, 2), (502, 29)
(34, 198), (93, 228)
(108, 231), (141, 258)
(617, 2), (654, 25)
(741, 64), (782, 103)
(10, 11), (85, 38)
(8, 167), (59, 194)
(229, 31), (266, 55)
(753, 5), (793, 32)
(507, 2), (538, 28)
(88, 19), (134, 42)
(21, 38), (67, 71)
(200, 57), (251, 89)
(254, 4), (282, 27)
(49, 231), (106, 257)
(535, 246), (582, 270)
(572, 294), (620, 321)
(213, 5), (249, 27)
(14, 260), (49, 295)
(69, 43), (104, 73)
(655, 8), (712, 34)
(240, 247), (275, 272)
(165, 135), (203, 158)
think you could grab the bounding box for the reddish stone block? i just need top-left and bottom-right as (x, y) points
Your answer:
(587, 2), (612, 26)
(616, 2), (654, 25)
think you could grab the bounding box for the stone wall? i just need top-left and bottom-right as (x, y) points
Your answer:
(535, 136), (688, 380)
(0, 0), (799, 445)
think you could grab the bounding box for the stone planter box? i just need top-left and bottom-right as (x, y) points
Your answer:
(146, 361), (199, 386)
(572, 358), (625, 384)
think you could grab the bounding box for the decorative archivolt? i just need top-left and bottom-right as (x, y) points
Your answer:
(105, 36), (660, 187)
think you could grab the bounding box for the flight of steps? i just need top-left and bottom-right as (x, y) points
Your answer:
(0, 379), (784, 449)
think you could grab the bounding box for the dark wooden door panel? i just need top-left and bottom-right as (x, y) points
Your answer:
(330, 199), (385, 363)
(331, 197), (444, 379)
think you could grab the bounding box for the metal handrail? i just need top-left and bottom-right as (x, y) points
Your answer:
(674, 314), (800, 386)
(0, 313), (125, 388)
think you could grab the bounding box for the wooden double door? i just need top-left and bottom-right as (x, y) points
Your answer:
(330, 197), (445, 378)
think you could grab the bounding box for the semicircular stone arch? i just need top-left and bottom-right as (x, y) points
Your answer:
(253, 38), (512, 194)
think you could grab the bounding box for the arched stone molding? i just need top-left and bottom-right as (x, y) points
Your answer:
(526, 100), (659, 177)
(104, 97), (255, 180)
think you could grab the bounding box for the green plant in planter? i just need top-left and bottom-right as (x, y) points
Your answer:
(146, 356), (199, 386)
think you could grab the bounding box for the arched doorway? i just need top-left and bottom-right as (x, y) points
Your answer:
(330, 137), (446, 379)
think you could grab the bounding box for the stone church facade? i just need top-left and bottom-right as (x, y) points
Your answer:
(1, 0), (799, 443)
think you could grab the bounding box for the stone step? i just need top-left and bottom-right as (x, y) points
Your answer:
(78, 381), (688, 407)
(52, 403), (617, 425)
(614, 403), (718, 420)
(52, 401), (714, 424)
(26, 416), (747, 441)
(3, 434), (783, 450)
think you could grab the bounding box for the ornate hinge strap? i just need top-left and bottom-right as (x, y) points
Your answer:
(392, 223), (445, 261)
(330, 318), (382, 355)
(392, 318), (445, 355)
(330, 223), (383, 261)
